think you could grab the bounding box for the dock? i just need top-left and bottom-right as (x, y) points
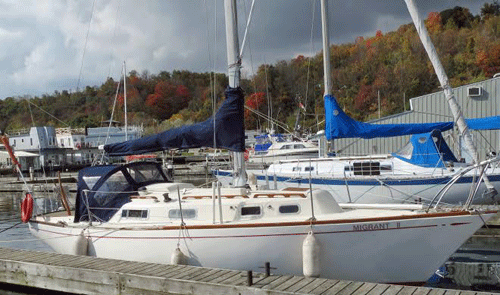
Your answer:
(0, 247), (498, 295)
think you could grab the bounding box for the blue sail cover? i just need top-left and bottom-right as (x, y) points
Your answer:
(324, 95), (454, 140)
(392, 130), (457, 168)
(104, 87), (245, 156)
(466, 116), (500, 130)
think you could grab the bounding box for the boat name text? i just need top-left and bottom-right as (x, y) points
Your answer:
(353, 223), (389, 231)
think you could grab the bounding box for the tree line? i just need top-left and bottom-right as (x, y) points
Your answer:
(1, 2), (500, 137)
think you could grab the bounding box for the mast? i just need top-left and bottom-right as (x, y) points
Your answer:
(404, 0), (497, 198)
(123, 61), (128, 141)
(321, 0), (331, 96)
(224, 0), (247, 187)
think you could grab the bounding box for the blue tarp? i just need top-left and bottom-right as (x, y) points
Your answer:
(104, 87), (245, 156)
(466, 116), (500, 130)
(324, 94), (454, 140)
(74, 162), (169, 223)
(392, 130), (458, 168)
(325, 95), (500, 140)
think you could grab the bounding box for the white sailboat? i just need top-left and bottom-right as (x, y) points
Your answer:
(27, 0), (497, 285)
(220, 0), (500, 205)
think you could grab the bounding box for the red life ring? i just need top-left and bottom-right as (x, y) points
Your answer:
(21, 193), (33, 223)
(244, 149), (250, 161)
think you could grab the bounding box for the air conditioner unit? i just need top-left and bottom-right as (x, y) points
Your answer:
(467, 86), (482, 97)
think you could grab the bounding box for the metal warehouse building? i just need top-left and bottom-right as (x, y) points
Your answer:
(331, 76), (500, 163)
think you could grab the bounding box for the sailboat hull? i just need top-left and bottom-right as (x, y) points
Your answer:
(29, 211), (494, 284)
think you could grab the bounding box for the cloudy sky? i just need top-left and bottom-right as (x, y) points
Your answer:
(0, 0), (491, 99)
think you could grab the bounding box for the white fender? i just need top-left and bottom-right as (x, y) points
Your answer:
(73, 230), (88, 256)
(171, 247), (188, 265)
(303, 231), (320, 277)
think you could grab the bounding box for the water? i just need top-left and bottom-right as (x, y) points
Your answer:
(0, 192), (53, 252)
(1, 191), (500, 292)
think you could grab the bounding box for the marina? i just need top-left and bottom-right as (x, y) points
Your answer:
(0, 0), (500, 294)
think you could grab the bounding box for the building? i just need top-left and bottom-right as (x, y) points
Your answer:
(5, 124), (143, 171)
(332, 76), (500, 162)
(7, 127), (63, 171)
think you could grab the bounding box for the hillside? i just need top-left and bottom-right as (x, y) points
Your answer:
(2, 3), (500, 137)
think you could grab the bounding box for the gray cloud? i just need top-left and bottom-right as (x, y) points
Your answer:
(0, 0), (491, 99)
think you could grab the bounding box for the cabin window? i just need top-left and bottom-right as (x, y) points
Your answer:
(292, 167), (301, 171)
(168, 209), (197, 219)
(126, 163), (165, 183)
(304, 166), (314, 172)
(353, 162), (381, 176)
(241, 206), (261, 216)
(280, 145), (291, 150)
(279, 205), (300, 214)
(294, 144), (305, 149)
(380, 165), (392, 171)
(30, 138), (33, 146)
(121, 209), (148, 218)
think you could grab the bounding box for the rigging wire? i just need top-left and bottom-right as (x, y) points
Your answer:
(96, 78), (122, 165)
(239, 0), (256, 58)
(26, 99), (35, 128)
(26, 101), (70, 127)
(76, 0), (98, 92)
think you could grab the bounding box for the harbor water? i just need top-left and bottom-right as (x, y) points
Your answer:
(1, 190), (500, 292)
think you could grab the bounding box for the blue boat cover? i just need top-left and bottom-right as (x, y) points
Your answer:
(392, 130), (458, 168)
(104, 87), (245, 156)
(73, 162), (169, 223)
(324, 95), (454, 140)
(466, 116), (500, 130)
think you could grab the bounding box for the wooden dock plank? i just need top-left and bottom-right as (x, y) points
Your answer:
(351, 282), (378, 295)
(197, 269), (233, 282)
(261, 275), (295, 290)
(428, 288), (446, 295)
(155, 264), (191, 278)
(323, 280), (355, 295)
(334, 281), (365, 295)
(366, 284), (391, 295)
(295, 278), (330, 293)
(207, 270), (241, 284)
(382, 285), (404, 295)
(412, 287), (431, 295)
(283, 276), (318, 293)
(188, 268), (223, 281)
(175, 267), (212, 280)
(252, 274), (283, 287)
(168, 266), (205, 280)
(309, 279), (340, 294)
(272, 276), (307, 291)
(132, 264), (171, 277)
(220, 271), (249, 286)
(397, 286), (418, 295)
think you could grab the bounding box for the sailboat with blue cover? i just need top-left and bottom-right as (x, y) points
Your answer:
(26, 0), (498, 285)
(237, 1), (500, 205)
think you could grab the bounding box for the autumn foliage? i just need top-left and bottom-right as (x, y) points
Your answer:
(3, 3), (500, 134)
